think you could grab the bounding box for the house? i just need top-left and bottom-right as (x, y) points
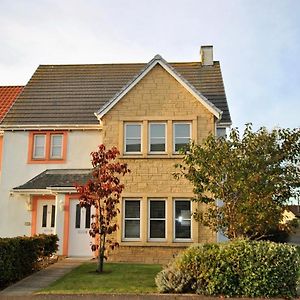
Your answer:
(0, 46), (231, 263)
(0, 86), (23, 173)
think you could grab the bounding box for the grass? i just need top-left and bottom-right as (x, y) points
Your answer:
(39, 262), (162, 294)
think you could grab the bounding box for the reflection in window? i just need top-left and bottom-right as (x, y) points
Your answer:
(174, 200), (191, 239)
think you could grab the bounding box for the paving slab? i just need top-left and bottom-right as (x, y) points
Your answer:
(0, 258), (88, 297)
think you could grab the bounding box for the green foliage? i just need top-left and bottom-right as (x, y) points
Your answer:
(175, 124), (300, 239)
(0, 234), (58, 287)
(156, 240), (299, 297)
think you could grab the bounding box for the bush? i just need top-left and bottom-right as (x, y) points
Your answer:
(0, 234), (58, 287)
(156, 239), (299, 297)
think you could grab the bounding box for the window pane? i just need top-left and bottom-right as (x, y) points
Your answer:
(150, 220), (165, 238)
(150, 138), (165, 152)
(175, 220), (191, 239)
(51, 205), (55, 228)
(150, 124), (165, 152)
(126, 124), (141, 138)
(52, 135), (62, 146)
(125, 201), (140, 218)
(51, 135), (62, 158)
(85, 205), (91, 229)
(42, 205), (47, 228)
(150, 124), (165, 138)
(175, 201), (191, 219)
(217, 128), (226, 138)
(125, 220), (140, 238)
(125, 139), (141, 152)
(125, 124), (141, 153)
(175, 138), (190, 152)
(174, 124), (190, 138)
(150, 201), (165, 218)
(175, 201), (191, 239)
(75, 204), (81, 228)
(34, 135), (45, 158)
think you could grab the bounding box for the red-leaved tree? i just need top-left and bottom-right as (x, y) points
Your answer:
(76, 144), (130, 272)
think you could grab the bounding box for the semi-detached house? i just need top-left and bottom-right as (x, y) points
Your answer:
(0, 46), (231, 263)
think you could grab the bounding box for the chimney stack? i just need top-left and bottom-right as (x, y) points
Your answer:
(200, 45), (213, 66)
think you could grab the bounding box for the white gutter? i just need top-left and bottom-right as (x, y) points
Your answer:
(0, 124), (102, 131)
(12, 186), (78, 195)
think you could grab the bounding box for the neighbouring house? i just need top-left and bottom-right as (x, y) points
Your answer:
(0, 46), (231, 263)
(0, 86), (23, 174)
(283, 205), (300, 244)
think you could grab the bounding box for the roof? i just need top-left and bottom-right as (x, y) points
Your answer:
(287, 205), (300, 218)
(97, 55), (223, 120)
(0, 86), (23, 122)
(2, 58), (231, 126)
(13, 169), (92, 190)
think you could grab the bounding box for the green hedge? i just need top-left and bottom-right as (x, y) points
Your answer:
(0, 234), (58, 287)
(156, 239), (299, 297)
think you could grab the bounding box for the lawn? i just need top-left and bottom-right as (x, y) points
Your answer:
(39, 262), (162, 294)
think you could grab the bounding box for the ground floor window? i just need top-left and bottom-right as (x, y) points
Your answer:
(174, 200), (191, 240)
(149, 199), (166, 240)
(123, 199), (141, 240)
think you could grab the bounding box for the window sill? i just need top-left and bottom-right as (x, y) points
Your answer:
(28, 158), (66, 164)
(119, 241), (192, 247)
(120, 154), (184, 159)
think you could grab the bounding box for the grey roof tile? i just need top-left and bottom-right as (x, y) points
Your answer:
(2, 61), (231, 125)
(14, 169), (92, 190)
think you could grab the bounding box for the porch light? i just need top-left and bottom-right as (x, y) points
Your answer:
(59, 198), (65, 211)
(25, 199), (32, 211)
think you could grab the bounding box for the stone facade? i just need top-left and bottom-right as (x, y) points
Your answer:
(102, 64), (217, 263)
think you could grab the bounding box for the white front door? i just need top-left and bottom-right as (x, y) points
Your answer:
(69, 200), (93, 257)
(37, 200), (56, 234)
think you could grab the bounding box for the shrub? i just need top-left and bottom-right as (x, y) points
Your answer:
(156, 239), (299, 297)
(0, 234), (58, 287)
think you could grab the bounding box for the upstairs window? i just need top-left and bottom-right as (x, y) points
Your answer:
(29, 131), (67, 163)
(149, 123), (166, 153)
(33, 135), (46, 159)
(50, 134), (63, 158)
(173, 123), (191, 153)
(124, 123), (142, 154)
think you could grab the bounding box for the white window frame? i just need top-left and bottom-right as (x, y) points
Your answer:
(173, 199), (192, 242)
(148, 198), (167, 241)
(173, 122), (192, 154)
(122, 198), (142, 241)
(124, 123), (142, 154)
(33, 134), (46, 159)
(148, 122), (167, 154)
(50, 134), (63, 159)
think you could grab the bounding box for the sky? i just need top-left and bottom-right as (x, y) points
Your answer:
(0, 0), (299, 130)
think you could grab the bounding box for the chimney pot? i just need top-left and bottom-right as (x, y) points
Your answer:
(200, 45), (213, 66)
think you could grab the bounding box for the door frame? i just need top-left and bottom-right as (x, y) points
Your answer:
(31, 195), (56, 236)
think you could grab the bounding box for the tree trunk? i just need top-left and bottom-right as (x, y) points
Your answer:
(97, 234), (106, 273)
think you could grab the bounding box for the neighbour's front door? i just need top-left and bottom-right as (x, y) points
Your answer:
(37, 200), (56, 234)
(68, 199), (93, 256)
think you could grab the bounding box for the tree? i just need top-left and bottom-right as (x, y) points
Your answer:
(76, 144), (130, 272)
(175, 124), (300, 240)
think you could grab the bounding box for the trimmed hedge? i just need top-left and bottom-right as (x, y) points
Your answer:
(156, 239), (299, 297)
(0, 234), (58, 287)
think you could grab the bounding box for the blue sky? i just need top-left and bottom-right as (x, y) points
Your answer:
(0, 0), (299, 130)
